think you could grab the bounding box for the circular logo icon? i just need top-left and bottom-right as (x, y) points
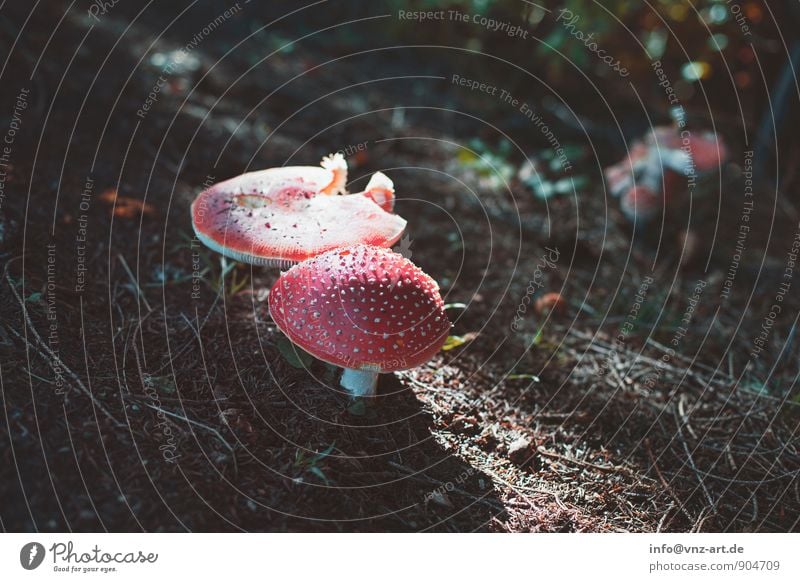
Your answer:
(20, 542), (46, 570)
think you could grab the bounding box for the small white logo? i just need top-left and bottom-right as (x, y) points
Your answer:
(396, 234), (413, 260)
(20, 542), (46, 570)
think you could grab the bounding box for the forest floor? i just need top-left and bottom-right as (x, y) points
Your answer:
(1, 2), (798, 532)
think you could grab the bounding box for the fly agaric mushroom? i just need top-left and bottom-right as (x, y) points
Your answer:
(191, 154), (406, 265)
(268, 244), (451, 397)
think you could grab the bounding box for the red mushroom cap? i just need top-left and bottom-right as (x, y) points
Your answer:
(684, 132), (727, 172)
(620, 185), (662, 222)
(191, 155), (406, 265)
(268, 244), (451, 373)
(647, 126), (727, 173)
(362, 171), (395, 212)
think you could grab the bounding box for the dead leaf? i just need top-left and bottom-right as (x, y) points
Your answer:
(100, 188), (155, 218)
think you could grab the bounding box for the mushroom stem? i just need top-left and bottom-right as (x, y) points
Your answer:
(340, 368), (379, 397)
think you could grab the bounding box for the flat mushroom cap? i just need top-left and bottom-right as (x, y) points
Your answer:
(191, 156), (406, 265)
(269, 245), (451, 373)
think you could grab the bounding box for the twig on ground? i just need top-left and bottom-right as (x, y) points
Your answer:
(673, 406), (717, 511)
(644, 441), (694, 525)
(139, 401), (237, 473)
(5, 274), (124, 427)
(536, 446), (634, 476)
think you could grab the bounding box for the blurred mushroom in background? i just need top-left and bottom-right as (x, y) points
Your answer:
(605, 125), (728, 226)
